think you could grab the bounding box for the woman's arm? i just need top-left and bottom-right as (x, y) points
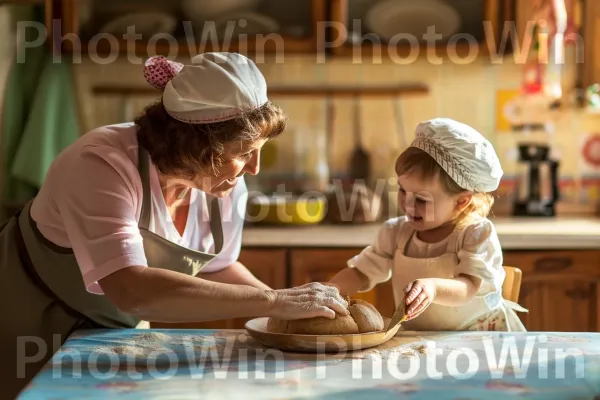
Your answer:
(198, 261), (272, 290)
(98, 266), (349, 323)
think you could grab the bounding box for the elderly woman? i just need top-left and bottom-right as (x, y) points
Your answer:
(0, 52), (348, 397)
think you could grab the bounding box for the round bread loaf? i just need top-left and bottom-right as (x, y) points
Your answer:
(267, 298), (385, 335)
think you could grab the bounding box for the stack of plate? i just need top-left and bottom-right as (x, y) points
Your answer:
(181, 0), (280, 41)
(99, 12), (177, 37)
(364, 0), (461, 42)
(95, 1), (179, 38)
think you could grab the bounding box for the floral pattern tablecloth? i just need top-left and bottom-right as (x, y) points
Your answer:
(18, 329), (600, 399)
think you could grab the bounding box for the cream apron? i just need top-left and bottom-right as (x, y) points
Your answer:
(0, 145), (224, 399)
(392, 224), (527, 332)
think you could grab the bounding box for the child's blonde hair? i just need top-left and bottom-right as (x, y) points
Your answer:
(395, 147), (494, 228)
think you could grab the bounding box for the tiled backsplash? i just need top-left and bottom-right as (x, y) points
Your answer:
(74, 46), (600, 215)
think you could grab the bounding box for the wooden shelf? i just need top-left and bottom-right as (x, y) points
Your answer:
(73, 34), (316, 57)
(92, 83), (430, 98)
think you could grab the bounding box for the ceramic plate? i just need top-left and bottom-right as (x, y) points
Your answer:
(245, 317), (402, 353)
(100, 12), (177, 37)
(181, 0), (262, 22)
(216, 11), (280, 39)
(366, 0), (461, 41)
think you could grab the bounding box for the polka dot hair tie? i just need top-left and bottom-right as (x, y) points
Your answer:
(143, 56), (184, 91)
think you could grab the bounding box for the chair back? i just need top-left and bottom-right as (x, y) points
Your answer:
(502, 266), (522, 303)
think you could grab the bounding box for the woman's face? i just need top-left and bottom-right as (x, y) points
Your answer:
(192, 139), (266, 198)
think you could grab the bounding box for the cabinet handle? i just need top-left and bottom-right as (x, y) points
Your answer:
(534, 257), (573, 272)
(565, 288), (593, 300)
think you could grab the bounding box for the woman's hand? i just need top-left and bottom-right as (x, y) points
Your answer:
(403, 278), (437, 320)
(266, 282), (350, 320)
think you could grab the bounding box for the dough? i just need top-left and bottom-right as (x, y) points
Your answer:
(267, 298), (385, 335)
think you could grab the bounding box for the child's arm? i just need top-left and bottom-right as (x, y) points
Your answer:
(403, 275), (482, 318)
(328, 219), (401, 297)
(404, 219), (504, 320)
(430, 275), (482, 305)
(328, 267), (369, 297)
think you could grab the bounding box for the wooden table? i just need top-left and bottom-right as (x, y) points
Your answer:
(18, 329), (600, 399)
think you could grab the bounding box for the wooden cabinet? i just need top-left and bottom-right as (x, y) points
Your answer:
(290, 248), (395, 318)
(583, 0), (600, 89)
(329, 0), (509, 58)
(44, 0), (520, 59)
(154, 247), (599, 333)
(514, 0), (536, 50)
(47, 0), (326, 56)
(502, 250), (600, 332)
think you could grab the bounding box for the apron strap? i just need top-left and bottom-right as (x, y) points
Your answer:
(138, 146), (152, 231)
(397, 220), (415, 255)
(207, 195), (223, 254)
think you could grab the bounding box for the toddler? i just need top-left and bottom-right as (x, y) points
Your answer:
(329, 118), (527, 331)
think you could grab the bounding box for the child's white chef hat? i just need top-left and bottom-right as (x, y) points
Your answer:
(143, 52), (268, 123)
(410, 118), (503, 192)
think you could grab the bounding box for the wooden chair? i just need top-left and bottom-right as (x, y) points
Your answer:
(502, 266), (522, 303)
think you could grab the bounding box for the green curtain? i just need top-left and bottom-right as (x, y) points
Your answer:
(1, 4), (81, 216)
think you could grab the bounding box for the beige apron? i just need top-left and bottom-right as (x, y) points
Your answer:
(392, 224), (527, 332)
(0, 146), (224, 399)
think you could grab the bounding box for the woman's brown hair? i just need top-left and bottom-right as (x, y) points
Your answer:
(395, 147), (494, 227)
(135, 100), (287, 178)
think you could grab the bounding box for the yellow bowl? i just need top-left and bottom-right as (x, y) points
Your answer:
(246, 194), (326, 225)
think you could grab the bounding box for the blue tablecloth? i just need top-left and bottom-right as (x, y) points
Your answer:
(18, 329), (600, 399)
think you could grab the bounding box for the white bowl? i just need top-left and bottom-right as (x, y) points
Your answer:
(181, 0), (262, 22)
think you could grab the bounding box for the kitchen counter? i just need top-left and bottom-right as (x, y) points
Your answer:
(242, 217), (600, 250)
(19, 328), (600, 399)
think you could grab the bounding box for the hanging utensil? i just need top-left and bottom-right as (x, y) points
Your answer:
(393, 96), (406, 150)
(121, 95), (135, 121)
(348, 95), (371, 184)
(325, 96), (335, 170)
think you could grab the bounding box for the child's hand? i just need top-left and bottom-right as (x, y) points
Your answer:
(403, 279), (437, 320)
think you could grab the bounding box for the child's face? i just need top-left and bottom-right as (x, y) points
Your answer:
(397, 172), (469, 231)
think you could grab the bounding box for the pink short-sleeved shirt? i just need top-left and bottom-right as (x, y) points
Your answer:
(30, 123), (247, 294)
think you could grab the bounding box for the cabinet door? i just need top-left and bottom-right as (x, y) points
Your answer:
(329, 0), (505, 58)
(584, 0), (600, 89)
(150, 248), (286, 330)
(503, 251), (600, 332)
(515, 0), (536, 48)
(290, 249), (395, 318)
(54, 0), (326, 55)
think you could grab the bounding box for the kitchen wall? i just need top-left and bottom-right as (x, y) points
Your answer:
(75, 42), (600, 216)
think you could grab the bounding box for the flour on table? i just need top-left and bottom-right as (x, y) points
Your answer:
(134, 332), (171, 342)
(93, 346), (149, 356)
(92, 332), (172, 356)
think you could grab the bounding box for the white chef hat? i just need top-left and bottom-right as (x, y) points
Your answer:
(409, 118), (503, 192)
(143, 52), (268, 123)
